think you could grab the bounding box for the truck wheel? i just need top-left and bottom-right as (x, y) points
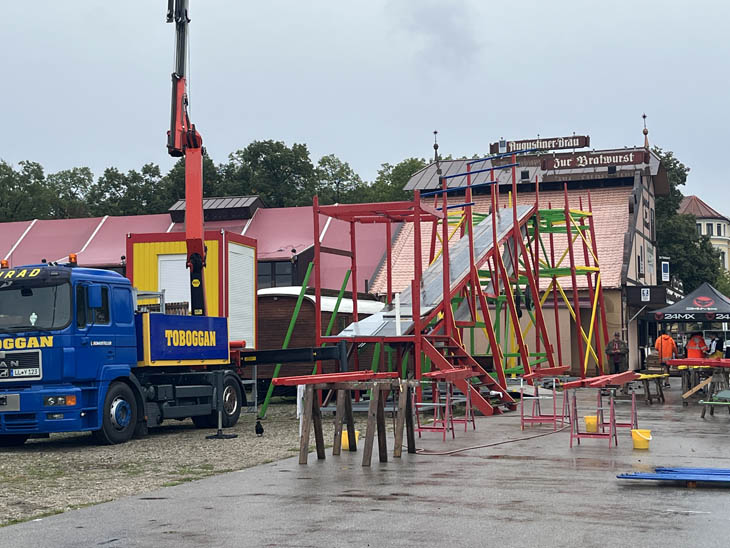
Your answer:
(192, 376), (244, 429)
(0, 434), (29, 447)
(221, 376), (244, 427)
(94, 382), (138, 445)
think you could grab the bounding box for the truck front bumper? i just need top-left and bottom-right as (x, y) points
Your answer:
(0, 385), (97, 435)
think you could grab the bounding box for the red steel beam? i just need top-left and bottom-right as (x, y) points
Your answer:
(441, 175), (453, 337)
(548, 201), (564, 366)
(386, 220), (393, 303)
(587, 191), (610, 366)
(578, 196), (603, 375)
(413, 192), (423, 403)
(350, 221), (358, 322)
(563, 184), (585, 378)
(273, 371), (399, 386)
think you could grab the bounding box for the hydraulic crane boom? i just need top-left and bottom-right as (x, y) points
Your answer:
(166, 0), (206, 316)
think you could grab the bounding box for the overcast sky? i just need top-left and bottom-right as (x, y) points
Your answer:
(2, 1), (728, 213)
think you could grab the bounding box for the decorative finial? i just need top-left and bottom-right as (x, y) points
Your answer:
(642, 113), (649, 149)
(433, 130), (442, 175)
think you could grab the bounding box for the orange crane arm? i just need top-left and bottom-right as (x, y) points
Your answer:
(166, 0), (206, 316)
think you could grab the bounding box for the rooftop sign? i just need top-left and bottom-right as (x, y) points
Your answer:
(541, 150), (650, 171)
(490, 135), (590, 154)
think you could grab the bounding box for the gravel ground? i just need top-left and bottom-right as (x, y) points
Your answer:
(0, 402), (358, 527)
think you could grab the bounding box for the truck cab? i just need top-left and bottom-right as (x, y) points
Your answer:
(0, 264), (138, 445)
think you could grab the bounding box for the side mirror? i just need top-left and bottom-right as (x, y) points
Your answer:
(88, 284), (103, 309)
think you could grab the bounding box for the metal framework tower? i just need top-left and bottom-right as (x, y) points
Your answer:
(311, 152), (609, 415)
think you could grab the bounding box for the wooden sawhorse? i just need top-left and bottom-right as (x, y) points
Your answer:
(637, 373), (667, 405)
(274, 372), (419, 466)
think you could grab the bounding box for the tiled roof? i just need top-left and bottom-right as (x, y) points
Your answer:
(679, 195), (729, 222)
(369, 187), (633, 295)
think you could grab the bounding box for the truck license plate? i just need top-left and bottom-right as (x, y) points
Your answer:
(11, 368), (40, 378)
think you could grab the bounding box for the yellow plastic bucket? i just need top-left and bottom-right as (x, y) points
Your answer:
(631, 429), (652, 450)
(341, 430), (360, 450)
(584, 415), (598, 433)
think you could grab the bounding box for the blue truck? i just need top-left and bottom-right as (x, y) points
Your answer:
(0, 260), (347, 446)
(0, 262), (246, 446)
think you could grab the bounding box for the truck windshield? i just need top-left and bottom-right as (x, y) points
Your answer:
(0, 280), (72, 332)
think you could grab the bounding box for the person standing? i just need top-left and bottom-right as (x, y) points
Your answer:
(686, 331), (708, 359)
(605, 331), (628, 375)
(709, 333), (723, 358)
(654, 330), (678, 387)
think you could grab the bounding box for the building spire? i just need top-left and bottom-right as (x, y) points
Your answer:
(642, 113), (649, 149)
(433, 130), (442, 175)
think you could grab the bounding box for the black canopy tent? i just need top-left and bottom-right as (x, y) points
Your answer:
(653, 282), (730, 323)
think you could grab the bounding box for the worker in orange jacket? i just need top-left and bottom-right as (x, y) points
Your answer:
(655, 331), (678, 362)
(685, 332), (708, 359)
(655, 331), (678, 387)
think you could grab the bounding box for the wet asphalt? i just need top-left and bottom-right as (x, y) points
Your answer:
(2, 382), (730, 547)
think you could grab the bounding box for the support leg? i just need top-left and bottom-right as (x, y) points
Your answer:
(376, 388), (388, 463)
(656, 379), (665, 403)
(394, 382), (407, 458)
(299, 385), (314, 465)
(312, 389), (326, 460)
(405, 387), (416, 454)
(333, 389), (345, 456)
(362, 386), (379, 467)
(344, 389), (357, 451)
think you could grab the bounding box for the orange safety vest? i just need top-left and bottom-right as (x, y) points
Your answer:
(686, 335), (708, 358)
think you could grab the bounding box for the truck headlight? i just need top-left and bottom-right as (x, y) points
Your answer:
(44, 395), (76, 406)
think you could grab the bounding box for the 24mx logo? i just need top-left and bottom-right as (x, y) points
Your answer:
(661, 313), (696, 320)
(710, 313), (730, 320)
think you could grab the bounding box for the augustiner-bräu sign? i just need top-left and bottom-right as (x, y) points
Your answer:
(541, 150), (650, 170)
(489, 135), (590, 154)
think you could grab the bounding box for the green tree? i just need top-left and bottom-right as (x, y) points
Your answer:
(654, 147), (723, 292)
(363, 157), (426, 202)
(220, 140), (316, 207)
(46, 167), (94, 218)
(0, 160), (54, 221)
(315, 154), (363, 204)
(86, 164), (166, 216)
(159, 152), (222, 208)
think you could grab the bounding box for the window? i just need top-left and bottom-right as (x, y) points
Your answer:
(94, 287), (110, 325)
(275, 262), (293, 287)
(257, 261), (294, 289)
(718, 223), (722, 237)
(637, 247), (644, 278)
(257, 262), (272, 289)
(697, 223), (702, 235)
(707, 223), (714, 236)
(76, 286), (110, 327)
(113, 287), (133, 325)
(76, 286), (87, 328)
(651, 208), (655, 240)
(0, 280), (71, 331)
